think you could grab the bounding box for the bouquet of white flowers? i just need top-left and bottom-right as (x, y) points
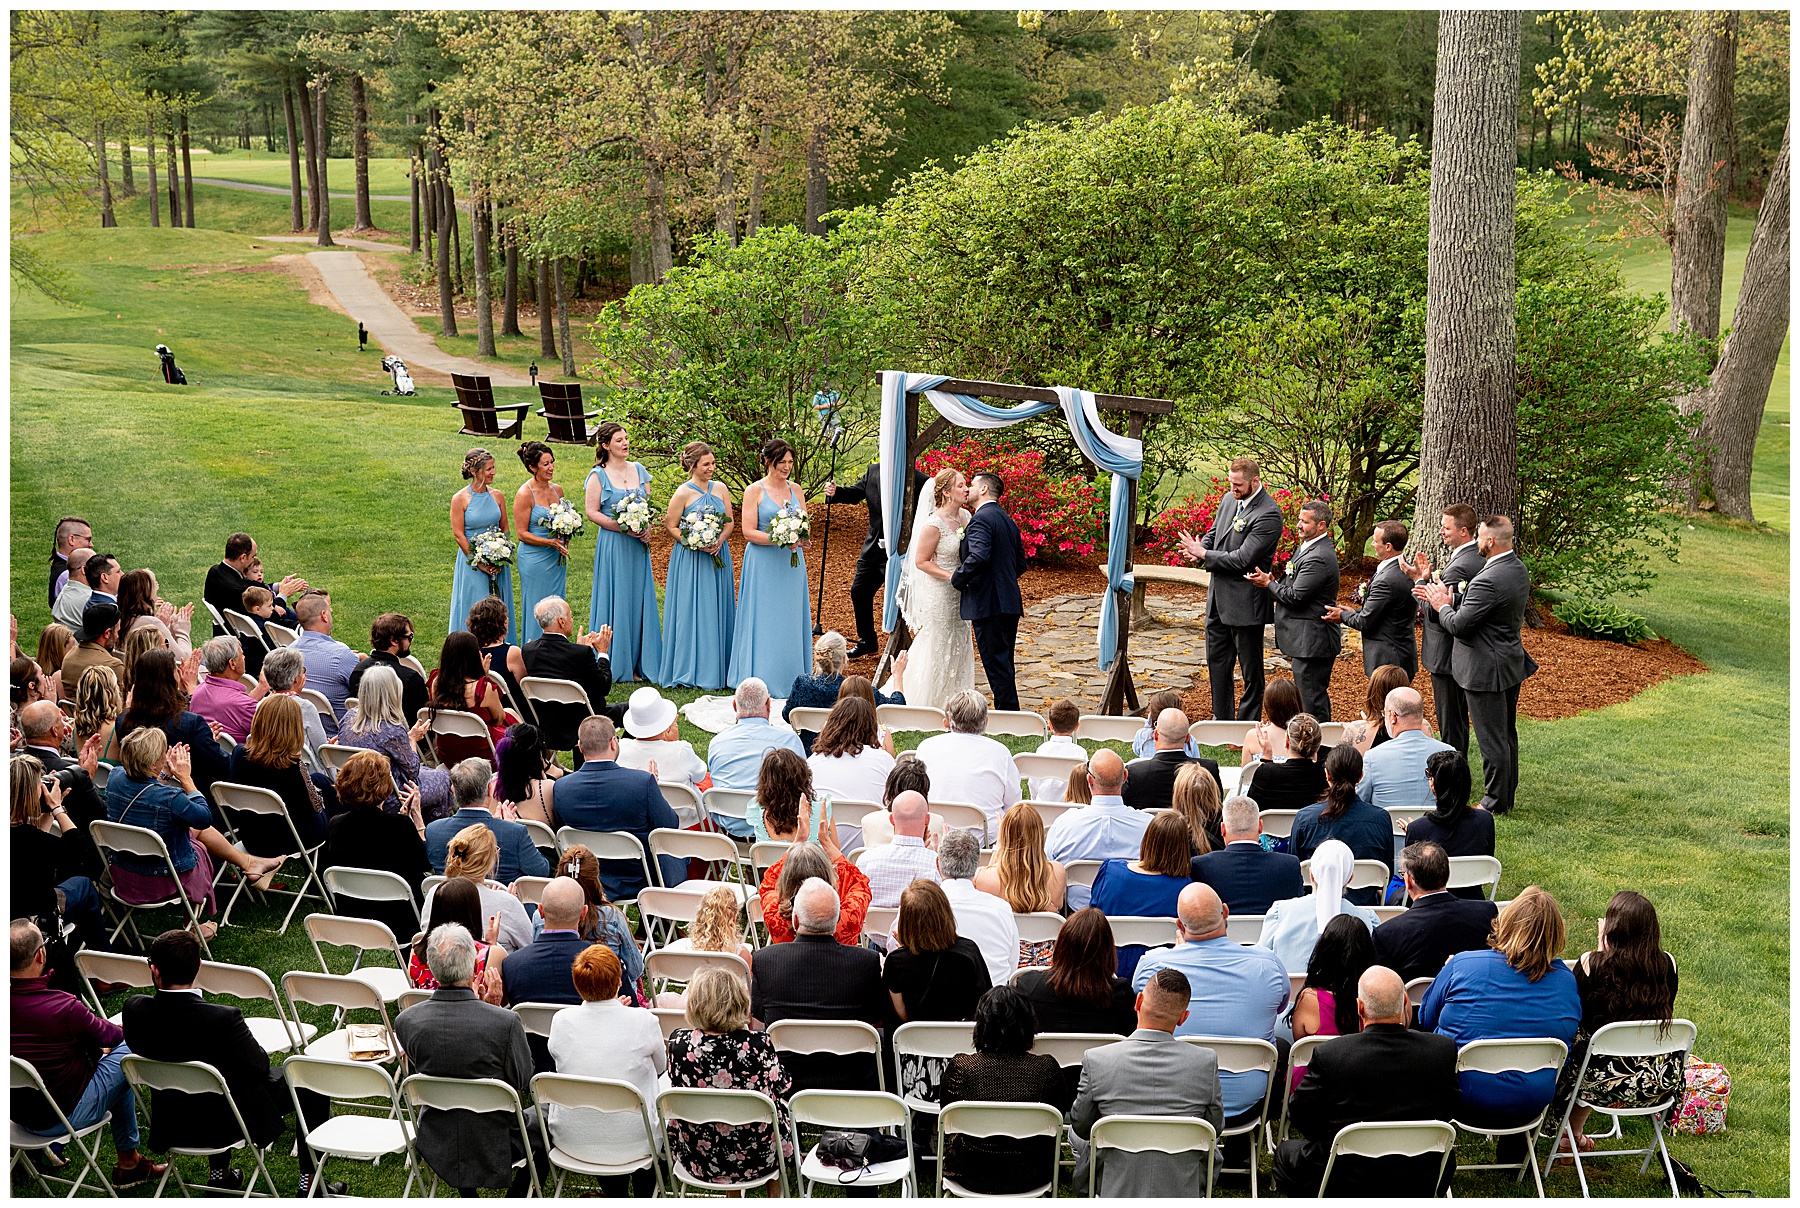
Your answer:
(543, 498), (584, 562)
(612, 492), (654, 540)
(679, 507), (726, 568)
(469, 527), (516, 594)
(767, 504), (811, 568)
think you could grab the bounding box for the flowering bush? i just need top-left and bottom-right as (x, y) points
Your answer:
(918, 436), (1107, 562)
(1141, 479), (1315, 571)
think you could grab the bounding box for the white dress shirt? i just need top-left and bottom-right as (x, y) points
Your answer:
(857, 833), (942, 909)
(546, 999), (667, 1164)
(941, 876), (1020, 986)
(1043, 795), (1153, 909)
(808, 746), (896, 806)
(913, 731), (1021, 842)
(1027, 734), (1088, 802)
(617, 737), (708, 790)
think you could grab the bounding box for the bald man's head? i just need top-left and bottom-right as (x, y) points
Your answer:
(890, 790), (929, 838)
(1357, 965), (1407, 1024)
(20, 700), (62, 744)
(538, 877), (587, 930)
(1176, 882), (1225, 940)
(1384, 686), (1425, 733)
(1154, 707), (1190, 747)
(1088, 748), (1125, 794)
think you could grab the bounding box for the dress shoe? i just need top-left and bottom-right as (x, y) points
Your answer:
(297, 1173), (348, 1196)
(111, 1157), (168, 1187)
(847, 642), (878, 658)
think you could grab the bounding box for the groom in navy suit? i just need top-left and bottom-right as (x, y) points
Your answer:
(950, 473), (1028, 711)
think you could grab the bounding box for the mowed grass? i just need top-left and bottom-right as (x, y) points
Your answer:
(10, 215), (1788, 1196)
(183, 147), (418, 197)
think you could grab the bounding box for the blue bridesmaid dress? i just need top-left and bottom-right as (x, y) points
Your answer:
(726, 482), (813, 693)
(659, 481), (736, 690)
(587, 461), (664, 682)
(449, 487), (516, 642)
(516, 496), (567, 644)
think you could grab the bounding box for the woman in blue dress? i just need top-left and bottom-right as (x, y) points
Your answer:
(659, 440), (735, 689)
(448, 448), (516, 642)
(511, 441), (569, 644)
(727, 438), (813, 691)
(583, 423), (663, 682)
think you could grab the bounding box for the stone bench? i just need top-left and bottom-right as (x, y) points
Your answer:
(1130, 562), (1209, 629)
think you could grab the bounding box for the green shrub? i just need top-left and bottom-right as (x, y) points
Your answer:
(1553, 598), (1657, 645)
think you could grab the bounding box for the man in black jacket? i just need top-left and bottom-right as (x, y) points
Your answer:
(824, 461), (929, 657)
(1405, 504), (1485, 756)
(949, 473), (1029, 711)
(1247, 500), (1341, 720)
(1370, 842), (1498, 983)
(520, 596), (626, 755)
(748, 879), (888, 1091)
(1325, 519), (1419, 681)
(346, 612), (428, 725)
(1179, 457), (1284, 721)
(49, 515), (90, 607)
(1190, 796), (1305, 916)
(1122, 708), (1221, 810)
(1273, 965), (1461, 1197)
(202, 533), (304, 638)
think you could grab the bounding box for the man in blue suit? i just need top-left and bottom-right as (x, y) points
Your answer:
(949, 472), (1028, 711)
(424, 758), (552, 884)
(1189, 795), (1304, 917)
(548, 715), (684, 898)
(498, 877), (594, 1070)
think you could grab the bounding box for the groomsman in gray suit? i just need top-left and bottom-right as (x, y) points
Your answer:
(1325, 519), (1419, 681)
(1415, 515), (1538, 814)
(1071, 967), (1225, 1197)
(1405, 504), (1486, 754)
(1246, 500), (1341, 720)
(1179, 457), (1285, 721)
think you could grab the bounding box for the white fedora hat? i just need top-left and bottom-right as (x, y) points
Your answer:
(623, 686), (678, 738)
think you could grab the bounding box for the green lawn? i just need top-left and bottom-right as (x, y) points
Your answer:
(181, 147), (418, 197)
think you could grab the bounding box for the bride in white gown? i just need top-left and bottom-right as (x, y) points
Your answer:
(901, 467), (977, 711)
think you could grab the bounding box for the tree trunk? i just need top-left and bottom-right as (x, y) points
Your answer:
(119, 126), (134, 196)
(1670, 11), (1738, 347)
(502, 223), (521, 336)
(538, 256), (557, 358)
(746, 121), (770, 237)
(429, 112), (457, 336)
(804, 123), (829, 235)
(470, 125), (495, 358)
(146, 109), (160, 228)
(555, 257), (575, 377)
(314, 79), (336, 247)
(1412, 10), (1522, 561)
(629, 228), (648, 286)
(165, 119), (182, 228)
(645, 165), (672, 282)
(264, 100), (275, 152)
(1692, 122), (1789, 520)
(296, 80), (320, 232)
(96, 121), (116, 227)
(283, 79), (304, 232)
(447, 177), (464, 294)
(179, 112), (195, 228)
(422, 152), (436, 272)
(409, 144), (421, 254)
(351, 73), (374, 231)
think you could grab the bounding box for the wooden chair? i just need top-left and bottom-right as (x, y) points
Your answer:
(452, 373), (529, 440)
(535, 381), (600, 444)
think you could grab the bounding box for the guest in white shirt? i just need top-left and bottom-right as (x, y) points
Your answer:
(616, 686), (707, 791)
(1044, 750), (1153, 909)
(1028, 698), (1088, 802)
(857, 752), (946, 850)
(547, 944), (666, 1190)
(914, 690), (1020, 843)
(856, 790), (941, 914)
(806, 697), (896, 840)
(936, 826), (1020, 986)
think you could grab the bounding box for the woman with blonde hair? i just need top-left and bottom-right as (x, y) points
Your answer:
(660, 439), (736, 690)
(118, 626), (165, 697)
(973, 804), (1066, 966)
(35, 623), (75, 704)
(554, 844), (645, 995)
(665, 966), (793, 1190)
(1061, 760), (1093, 804)
(654, 883), (752, 1007)
(421, 823), (533, 950)
(72, 664), (123, 752)
(782, 631), (906, 749)
(338, 664), (452, 817)
(1170, 761), (1224, 854)
(225, 693), (335, 852)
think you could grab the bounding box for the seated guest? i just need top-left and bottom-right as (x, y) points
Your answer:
(548, 715), (683, 897)
(1124, 707), (1221, 810)
(616, 686), (706, 792)
(781, 630), (905, 738)
(1371, 842), (1499, 982)
(225, 693), (334, 852)
(749, 877), (888, 1090)
(703, 676), (804, 837)
(1013, 907), (1138, 1042)
(10, 919), (166, 1187)
(665, 968), (794, 1192)
(805, 696), (895, 822)
(408, 876), (507, 999)
(1091, 810), (1195, 980)
(1288, 914), (1378, 1091)
(1273, 966), (1461, 1196)
(914, 690), (1021, 843)
(520, 596), (624, 750)
(1356, 686), (1453, 809)
(258, 648), (329, 769)
(116, 569), (194, 660)
(552, 845), (645, 995)
(938, 827), (1020, 987)
(427, 630), (511, 746)
(421, 824), (534, 951)
(18, 701), (106, 876)
(290, 591), (360, 734)
(424, 757), (550, 882)
(1350, 664), (1413, 751)
(940, 987), (1072, 1195)
(1131, 688), (1200, 760)
(1546, 891), (1683, 1155)
(973, 802), (1066, 967)
(81, 553), (122, 609)
(855, 789), (940, 913)
(1071, 967), (1224, 1197)
(70, 665), (122, 754)
(122, 929), (332, 1196)
(1243, 711), (1328, 811)
(885, 879), (992, 1023)
(545, 945), (665, 1196)
(467, 595), (529, 707)
(1291, 744), (1394, 906)
(49, 517), (91, 603)
(346, 613), (428, 726)
(1043, 750), (1151, 909)
(1405, 751), (1497, 893)
(1027, 696), (1088, 800)
(13, 655), (53, 736)
(234, 586), (278, 677)
(759, 835), (869, 948)
(203, 532), (303, 638)
(51, 548), (96, 633)
(1171, 760), (1226, 855)
(1239, 677), (1304, 766)
(118, 628), (166, 699)
(493, 723), (564, 826)
(59, 602), (125, 704)
(857, 751), (946, 850)
(336, 665), (450, 818)
(1062, 760), (1093, 803)
(1255, 839), (1382, 975)
(836, 674), (898, 753)
(36, 623), (75, 704)
(320, 750), (429, 939)
(11, 758), (105, 974)
(189, 637), (266, 745)
(500, 876), (591, 1007)
(746, 746), (831, 844)
(395, 923), (545, 1197)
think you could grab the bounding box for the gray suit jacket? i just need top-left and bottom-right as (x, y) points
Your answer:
(1343, 557), (1418, 676)
(1268, 538), (1341, 659)
(1435, 551), (1539, 693)
(393, 986), (536, 1189)
(1419, 540), (1486, 676)
(1071, 1029), (1225, 1197)
(1200, 489), (1283, 628)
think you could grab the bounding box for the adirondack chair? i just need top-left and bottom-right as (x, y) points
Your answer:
(453, 373), (530, 439)
(536, 381), (601, 445)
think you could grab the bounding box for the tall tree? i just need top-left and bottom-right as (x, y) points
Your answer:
(350, 72), (374, 231)
(295, 77), (321, 231)
(1412, 10), (1522, 559)
(283, 77), (304, 230)
(178, 110), (194, 227)
(501, 223), (522, 336)
(314, 74), (336, 246)
(1670, 11), (1738, 346)
(538, 257), (557, 359)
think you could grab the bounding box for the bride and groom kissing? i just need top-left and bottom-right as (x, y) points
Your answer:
(903, 468), (1027, 712)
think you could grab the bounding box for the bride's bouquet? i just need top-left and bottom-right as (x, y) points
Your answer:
(543, 498), (584, 563)
(767, 504), (810, 568)
(611, 492), (654, 541)
(469, 527), (515, 594)
(679, 507), (726, 568)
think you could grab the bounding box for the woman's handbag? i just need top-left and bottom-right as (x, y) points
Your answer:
(1673, 1058), (1732, 1135)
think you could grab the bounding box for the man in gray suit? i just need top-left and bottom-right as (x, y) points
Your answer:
(1072, 967), (1225, 1196)
(1246, 499), (1340, 720)
(1179, 456), (1285, 721)
(1415, 515), (1538, 814)
(1404, 503), (1485, 755)
(1325, 519), (1419, 681)
(394, 923), (546, 1196)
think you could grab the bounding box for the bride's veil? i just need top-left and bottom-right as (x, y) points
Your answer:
(897, 474), (939, 628)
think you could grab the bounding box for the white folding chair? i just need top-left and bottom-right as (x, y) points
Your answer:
(1404, 976), (1435, 1021)
(1300, 857), (1390, 893)
(931, 801), (991, 838)
(299, 686), (338, 723)
(512, 1001), (571, 1038)
(650, 826), (742, 886)
(1023, 799), (1079, 830)
(1384, 803), (1430, 835)
(1031, 1031), (1120, 1072)
(1446, 854), (1503, 900)
(1013, 911), (1065, 951)
(875, 702), (946, 734)
(316, 744), (362, 779)
(1090, 1114), (1217, 1197)
(937, 1101), (1063, 1197)
(282, 970), (400, 1066)
(790, 1089), (915, 1196)
(1225, 913), (1266, 945)
(266, 621), (300, 648)
(74, 948), (155, 1020)
(557, 826), (655, 909)
(1075, 713), (1143, 743)
(787, 706), (834, 733)
(531, 1073), (665, 1197)
(1063, 859), (1103, 890)
(892, 1020), (978, 1142)
(512, 875), (552, 907)
(1257, 809), (1300, 839)
(1014, 751), (1085, 785)
(861, 904), (899, 947)
(636, 885), (747, 952)
(322, 866), (422, 937)
(212, 780), (334, 934)
(304, 913), (412, 1004)
(828, 797), (883, 846)
(395, 988), (433, 1012)
(768, 1019), (886, 1092)
(1372, 904), (1407, 924)
(1316, 722), (1347, 747)
(1543, 1018), (1697, 1198)
(399, 654), (427, 680)
(1450, 1037), (1568, 1196)
(425, 708), (498, 766)
(520, 818), (559, 860)
(987, 709), (1048, 737)
(1107, 915), (1180, 953)
(10, 1056), (114, 1198)
(223, 608), (272, 655)
(654, 780), (704, 830)
(652, 1007), (689, 1042)
(121, 1055), (282, 1198)
(283, 1055), (419, 1197)
(203, 599), (229, 633)
(659, 1086), (789, 1196)
(196, 959), (318, 1056)
(702, 786), (756, 830)
(1319, 1119), (1456, 1197)
(1271, 1033), (1341, 1150)
(485, 670), (526, 722)
(1181, 1035), (1279, 1196)
(645, 949), (751, 995)
(1188, 719), (1250, 747)
(89, 819), (219, 958)
(403, 1074), (542, 1197)
(751, 840), (793, 879)
(520, 676), (595, 749)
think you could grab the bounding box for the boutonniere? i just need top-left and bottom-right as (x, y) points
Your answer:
(1232, 512), (1247, 533)
(1457, 580), (1469, 593)
(955, 526), (966, 541)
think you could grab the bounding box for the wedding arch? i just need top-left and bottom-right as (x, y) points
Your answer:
(874, 371), (1174, 716)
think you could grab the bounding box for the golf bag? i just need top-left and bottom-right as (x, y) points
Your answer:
(156, 344), (187, 385)
(381, 355), (417, 396)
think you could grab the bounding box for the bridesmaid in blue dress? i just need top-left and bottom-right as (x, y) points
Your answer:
(448, 448), (517, 642)
(583, 423), (664, 682)
(727, 438), (814, 691)
(511, 440), (570, 644)
(659, 440), (736, 689)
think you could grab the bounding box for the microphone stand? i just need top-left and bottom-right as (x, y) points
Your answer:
(812, 390), (844, 636)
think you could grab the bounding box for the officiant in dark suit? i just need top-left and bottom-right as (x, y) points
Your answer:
(950, 472), (1027, 711)
(1246, 499), (1341, 721)
(1178, 457), (1284, 721)
(1325, 520), (1418, 681)
(824, 462), (929, 657)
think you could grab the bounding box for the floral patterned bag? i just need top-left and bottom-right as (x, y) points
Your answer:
(1672, 1058), (1731, 1135)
